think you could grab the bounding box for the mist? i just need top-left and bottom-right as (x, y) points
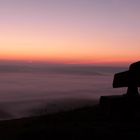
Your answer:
(0, 62), (127, 120)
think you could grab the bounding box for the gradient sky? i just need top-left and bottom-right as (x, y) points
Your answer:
(0, 0), (140, 65)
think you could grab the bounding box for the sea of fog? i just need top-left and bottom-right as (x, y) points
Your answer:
(0, 63), (128, 120)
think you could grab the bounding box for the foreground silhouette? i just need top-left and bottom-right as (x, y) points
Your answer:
(100, 61), (140, 119)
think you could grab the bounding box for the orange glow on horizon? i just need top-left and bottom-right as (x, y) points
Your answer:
(0, 51), (139, 66)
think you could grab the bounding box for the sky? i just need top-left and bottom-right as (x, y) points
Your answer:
(0, 0), (140, 65)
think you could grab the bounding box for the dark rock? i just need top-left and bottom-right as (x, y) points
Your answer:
(100, 61), (140, 120)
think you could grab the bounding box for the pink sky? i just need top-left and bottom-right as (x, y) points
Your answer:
(0, 0), (140, 65)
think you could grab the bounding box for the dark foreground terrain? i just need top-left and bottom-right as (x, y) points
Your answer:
(0, 104), (140, 140)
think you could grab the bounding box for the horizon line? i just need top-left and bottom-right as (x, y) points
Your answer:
(0, 59), (131, 67)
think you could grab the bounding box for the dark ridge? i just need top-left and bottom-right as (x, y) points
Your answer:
(0, 104), (140, 139)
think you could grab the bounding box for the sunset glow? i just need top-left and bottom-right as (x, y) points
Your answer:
(0, 0), (140, 65)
